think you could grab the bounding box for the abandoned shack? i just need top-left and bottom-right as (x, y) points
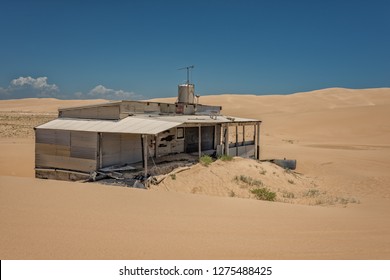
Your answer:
(34, 83), (261, 181)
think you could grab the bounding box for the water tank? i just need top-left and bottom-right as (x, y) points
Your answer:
(178, 83), (195, 104)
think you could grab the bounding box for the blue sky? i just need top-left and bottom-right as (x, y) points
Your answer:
(0, 0), (389, 100)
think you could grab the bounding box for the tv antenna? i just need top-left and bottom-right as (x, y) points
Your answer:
(178, 65), (194, 84)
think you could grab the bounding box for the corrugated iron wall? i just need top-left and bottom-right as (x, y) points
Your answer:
(101, 133), (142, 168)
(35, 129), (97, 173)
(59, 105), (120, 120)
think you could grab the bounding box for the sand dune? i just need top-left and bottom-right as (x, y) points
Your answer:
(1, 87), (390, 259)
(0, 98), (107, 113)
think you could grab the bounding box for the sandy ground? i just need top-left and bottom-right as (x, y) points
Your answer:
(1, 88), (390, 259)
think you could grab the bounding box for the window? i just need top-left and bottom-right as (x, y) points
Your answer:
(177, 127), (184, 139)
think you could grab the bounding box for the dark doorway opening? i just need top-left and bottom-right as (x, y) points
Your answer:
(184, 126), (215, 153)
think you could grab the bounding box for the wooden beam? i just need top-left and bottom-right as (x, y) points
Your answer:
(243, 125), (246, 154)
(256, 122), (260, 159)
(143, 134), (148, 176)
(214, 124), (218, 150)
(98, 132), (102, 169)
(198, 125), (202, 158)
(235, 125), (238, 156)
(225, 125), (229, 156)
(254, 124), (258, 159)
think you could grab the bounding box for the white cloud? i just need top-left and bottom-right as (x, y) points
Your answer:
(11, 76), (59, 92)
(0, 76), (59, 99)
(0, 76), (140, 100)
(86, 85), (140, 100)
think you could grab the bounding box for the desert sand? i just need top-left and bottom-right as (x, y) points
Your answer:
(1, 88), (390, 259)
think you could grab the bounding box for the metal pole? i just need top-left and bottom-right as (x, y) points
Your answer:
(254, 124), (257, 159)
(235, 125), (238, 156)
(225, 125), (229, 156)
(257, 122), (260, 160)
(198, 125), (202, 158)
(143, 135), (148, 176)
(243, 125), (246, 154)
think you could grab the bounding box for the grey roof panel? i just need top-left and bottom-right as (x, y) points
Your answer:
(36, 114), (260, 135)
(36, 116), (183, 135)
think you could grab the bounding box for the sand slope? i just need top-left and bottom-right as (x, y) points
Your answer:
(1, 87), (390, 259)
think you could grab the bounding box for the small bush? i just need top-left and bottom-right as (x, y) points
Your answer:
(251, 188), (276, 201)
(234, 175), (263, 187)
(306, 189), (320, 197)
(282, 191), (295, 198)
(229, 190), (236, 197)
(219, 155), (233, 161)
(199, 155), (213, 166)
(170, 174), (176, 180)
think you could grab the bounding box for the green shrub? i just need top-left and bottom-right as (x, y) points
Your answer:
(251, 188), (276, 201)
(234, 175), (263, 187)
(170, 174), (176, 180)
(282, 191), (295, 198)
(199, 155), (213, 166)
(305, 189), (320, 197)
(219, 155), (233, 161)
(229, 190), (236, 197)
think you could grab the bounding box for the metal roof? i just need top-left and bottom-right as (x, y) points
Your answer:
(36, 116), (183, 135)
(36, 114), (260, 135)
(136, 114), (259, 124)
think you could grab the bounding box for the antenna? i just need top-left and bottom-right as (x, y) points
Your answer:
(178, 65), (194, 84)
